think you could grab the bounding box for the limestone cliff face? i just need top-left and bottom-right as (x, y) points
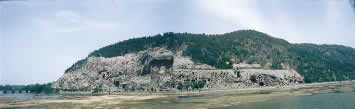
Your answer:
(53, 48), (304, 92)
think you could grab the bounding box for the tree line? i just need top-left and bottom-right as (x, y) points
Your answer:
(0, 83), (55, 94)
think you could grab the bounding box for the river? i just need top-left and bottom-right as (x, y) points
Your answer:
(222, 92), (355, 109)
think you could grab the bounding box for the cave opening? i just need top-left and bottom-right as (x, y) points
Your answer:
(142, 57), (174, 75)
(250, 75), (257, 83)
(114, 81), (120, 87)
(259, 82), (265, 86)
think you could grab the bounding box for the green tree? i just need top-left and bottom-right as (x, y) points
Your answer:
(177, 82), (183, 90)
(197, 81), (206, 89)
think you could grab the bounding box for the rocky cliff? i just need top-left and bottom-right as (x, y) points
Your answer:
(54, 48), (304, 92)
(53, 30), (354, 92)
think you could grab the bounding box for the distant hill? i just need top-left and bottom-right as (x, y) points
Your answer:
(66, 30), (354, 83)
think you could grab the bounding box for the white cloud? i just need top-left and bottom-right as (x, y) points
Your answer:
(1, 9), (123, 84)
(323, 0), (355, 47)
(33, 10), (119, 33)
(196, 0), (355, 48)
(55, 11), (82, 24)
(198, 0), (266, 31)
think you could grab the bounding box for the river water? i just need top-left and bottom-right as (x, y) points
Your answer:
(119, 82), (355, 109)
(222, 92), (355, 109)
(116, 91), (355, 109)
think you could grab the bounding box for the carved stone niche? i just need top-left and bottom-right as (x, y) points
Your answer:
(142, 56), (174, 75)
(250, 74), (279, 86)
(114, 80), (120, 88)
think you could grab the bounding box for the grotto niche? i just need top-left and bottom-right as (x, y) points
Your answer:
(142, 56), (174, 75)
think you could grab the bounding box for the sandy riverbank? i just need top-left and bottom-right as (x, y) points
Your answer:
(1, 80), (354, 109)
(0, 95), (166, 109)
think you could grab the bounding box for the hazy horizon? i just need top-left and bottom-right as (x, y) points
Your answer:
(1, 0), (355, 85)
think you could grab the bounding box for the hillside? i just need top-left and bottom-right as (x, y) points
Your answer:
(64, 30), (354, 84)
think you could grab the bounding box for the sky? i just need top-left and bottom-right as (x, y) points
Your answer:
(0, 0), (354, 85)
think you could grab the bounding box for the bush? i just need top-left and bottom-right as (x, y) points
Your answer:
(177, 80), (206, 91)
(23, 83), (54, 93)
(177, 82), (183, 90)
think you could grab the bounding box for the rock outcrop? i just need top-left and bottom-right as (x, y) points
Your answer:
(53, 48), (304, 92)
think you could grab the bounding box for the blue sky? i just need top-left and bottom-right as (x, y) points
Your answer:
(1, 0), (354, 85)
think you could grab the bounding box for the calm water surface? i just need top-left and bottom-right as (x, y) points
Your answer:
(120, 91), (354, 109)
(222, 92), (355, 109)
(120, 82), (355, 109)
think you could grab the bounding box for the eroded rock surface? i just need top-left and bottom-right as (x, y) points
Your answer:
(53, 48), (304, 92)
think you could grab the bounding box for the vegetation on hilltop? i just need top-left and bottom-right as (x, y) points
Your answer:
(289, 44), (354, 82)
(65, 30), (355, 83)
